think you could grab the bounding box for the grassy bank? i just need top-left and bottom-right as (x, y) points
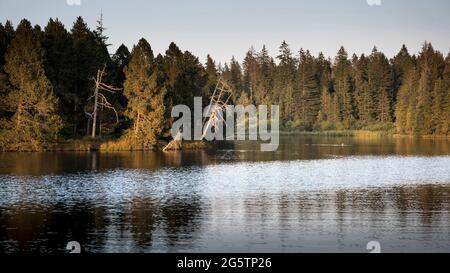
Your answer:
(99, 138), (206, 152)
(0, 138), (206, 152)
(280, 130), (394, 138)
(1, 130), (448, 152)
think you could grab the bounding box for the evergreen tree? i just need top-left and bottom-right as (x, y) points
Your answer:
(242, 47), (259, 103)
(392, 45), (414, 99)
(111, 44), (130, 107)
(367, 47), (394, 122)
(414, 43), (445, 134)
(0, 21), (14, 119)
(163, 42), (206, 110)
(255, 45), (274, 105)
(433, 53), (450, 134)
(395, 68), (417, 134)
(229, 56), (243, 98)
(42, 18), (75, 135)
(333, 47), (355, 128)
(71, 17), (99, 135)
(204, 54), (218, 99)
(178, 51), (207, 107)
(415, 63), (433, 134)
(2, 19), (62, 150)
(431, 76), (449, 134)
(0, 21), (15, 67)
(297, 49), (320, 126)
(352, 54), (372, 122)
(123, 38), (166, 147)
(274, 41), (297, 122)
(317, 54), (333, 123)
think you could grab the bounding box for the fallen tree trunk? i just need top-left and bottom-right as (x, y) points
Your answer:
(162, 130), (183, 152)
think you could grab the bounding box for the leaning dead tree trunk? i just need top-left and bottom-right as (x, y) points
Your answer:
(201, 78), (233, 139)
(162, 78), (233, 152)
(85, 66), (121, 138)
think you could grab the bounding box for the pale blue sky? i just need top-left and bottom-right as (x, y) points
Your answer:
(0, 0), (449, 64)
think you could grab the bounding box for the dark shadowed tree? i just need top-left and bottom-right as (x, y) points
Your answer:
(1, 19), (62, 150)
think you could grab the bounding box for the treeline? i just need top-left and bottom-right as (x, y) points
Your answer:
(224, 42), (449, 134)
(0, 17), (448, 150)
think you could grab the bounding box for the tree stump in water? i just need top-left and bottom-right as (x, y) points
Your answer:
(162, 131), (183, 152)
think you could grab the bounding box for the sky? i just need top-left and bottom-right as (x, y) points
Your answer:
(0, 0), (449, 64)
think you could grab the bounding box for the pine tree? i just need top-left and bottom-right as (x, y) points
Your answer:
(42, 18), (75, 135)
(352, 54), (372, 122)
(297, 49), (320, 126)
(317, 54), (333, 123)
(367, 47), (394, 123)
(415, 63), (433, 134)
(111, 44), (130, 107)
(242, 47), (259, 103)
(70, 17), (102, 135)
(229, 56), (243, 101)
(204, 54), (218, 99)
(431, 77), (449, 134)
(124, 38), (166, 147)
(274, 41), (297, 123)
(2, 19), (62, 150)
(163, 43), (206, 109)
(333, 47), (355, 128)
(255, 45), (274, 105)
(0, 21), (14, 119)
(392, 45), (414, 100)
(0, 69), (9, 120)
(0, 21), (15, 67)
(163, 42), (183, 87)
(179, 51), (207, 107)
(435, 53), (450, 134)
(414, 43), (445, 134)
(395, 68), (417, 134)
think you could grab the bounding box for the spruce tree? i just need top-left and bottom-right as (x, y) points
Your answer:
(0, 21), (14, 118)
(2, 19), (62, 150)
(163, 42), (206, 110)
(317, 54), (333, 124)
(352, 54), (371, 122)
(255, 45), (274, 105)
(204, 54), (218, 99)
(414, 43), (445, 134)
(111, 44), (130, 107)
(395, 68), (417, 134)
(297, 49), (320, 126)
(242, 47), (259, 103)
(415, 63), (433, 134)
(431, 77), (449, 134)
(0, 22), (14, 67)
(123, 38), (166, 147)
(367, 47), (394, 123)
(229, 56), (243, 101)
(392, 45), (414, 99)
(333, 47), (355, 128)
(42, 18), (75, 135)
(70, 16), (110, 136)
(274, 41), (297, 123)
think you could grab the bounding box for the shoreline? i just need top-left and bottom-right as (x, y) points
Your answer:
(1, 131), (449, 152)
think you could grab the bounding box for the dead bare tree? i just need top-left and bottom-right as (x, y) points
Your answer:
(85, 66), (121, 138)
(201, 78), (233, 140)
(163, 78), (233, 152)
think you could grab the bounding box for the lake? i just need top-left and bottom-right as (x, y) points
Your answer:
(0, 135), (449, 253)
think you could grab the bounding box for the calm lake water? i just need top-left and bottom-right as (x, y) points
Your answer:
(0, 135), (449, 253)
